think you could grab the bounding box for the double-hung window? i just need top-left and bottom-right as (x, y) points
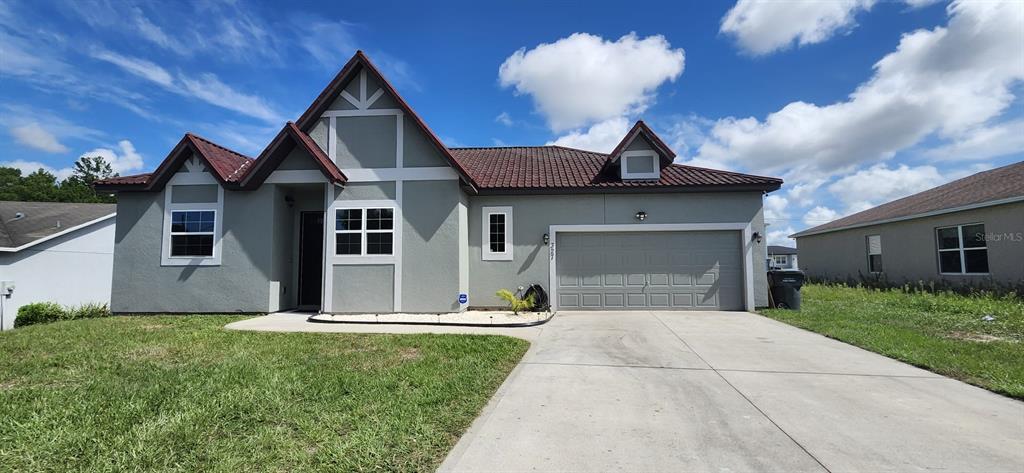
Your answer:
(482, 206), (512, 261)
(169, 210), (216, 257)
(866, 235), (882, 273)
(772, 255), (788, 267)
(335, 207), (394, 256)
(936, 224), (988, 274)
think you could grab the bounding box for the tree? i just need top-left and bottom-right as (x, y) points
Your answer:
(0, 155), (119, 203)
(59, 155), (119, 203)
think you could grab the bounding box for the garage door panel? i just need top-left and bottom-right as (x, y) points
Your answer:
(556, 231), (744, 311)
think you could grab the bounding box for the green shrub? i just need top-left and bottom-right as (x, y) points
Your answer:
(496, 289), (536, 315)
(14, 302), (112, 328)
(15, 302), (67, 328)
(69, 302), (112, 320)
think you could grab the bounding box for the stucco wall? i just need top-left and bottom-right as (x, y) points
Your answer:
(0, 218), (114, 330)
(402, 180), (462, 312)
(335, 116), (396, 168)
(796, 202), (1024, 284)
(332, 265), (394, 312)
(110, 186), (275, 313)
(467, 192), (768, 308)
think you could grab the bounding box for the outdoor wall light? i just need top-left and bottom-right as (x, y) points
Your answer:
(635, 211), (647, 221)
(543, 233), (550, 244)
(753, 231), (763, 244)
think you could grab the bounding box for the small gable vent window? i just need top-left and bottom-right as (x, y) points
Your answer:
(620, 151), (660, 180)
(482, 206), (512, 261)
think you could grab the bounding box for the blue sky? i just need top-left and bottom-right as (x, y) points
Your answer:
(1, 0), (1022, 244)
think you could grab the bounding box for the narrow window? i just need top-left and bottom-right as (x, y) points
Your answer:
(169, 210), (215, 257)
(866, 235), (882, 273)
(335, 207), (394, 256)
(937, 224), (988, 274)
(482, 206), (513, 261)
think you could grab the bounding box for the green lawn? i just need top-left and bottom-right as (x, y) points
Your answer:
(0, 316), (529, 472)
(761, 284), (1024, 399)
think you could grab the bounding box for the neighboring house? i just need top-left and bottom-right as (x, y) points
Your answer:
(96, 51), (782, 314)
(792, 161), (1024, 284)
(767, 245), (798, 269)
(0, 201), (116, 330)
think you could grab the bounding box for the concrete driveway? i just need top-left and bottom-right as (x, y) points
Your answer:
(439, 311), (1024, 473)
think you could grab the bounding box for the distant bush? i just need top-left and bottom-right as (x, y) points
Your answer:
(809, 272), (1023, 300)
(14, 302), (111, 328)
(15, 302), (67, 328)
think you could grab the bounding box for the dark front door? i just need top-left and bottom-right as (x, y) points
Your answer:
(298, 211), (324, 308)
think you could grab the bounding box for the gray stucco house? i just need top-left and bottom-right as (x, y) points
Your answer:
(96, 51), (782, 314)
(792, 161), (1023, 285)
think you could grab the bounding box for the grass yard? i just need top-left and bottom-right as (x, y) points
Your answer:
(0, 316), (529, 472)
(761, 284), (1024, 399)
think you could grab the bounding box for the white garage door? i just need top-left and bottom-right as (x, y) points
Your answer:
(555, 231), (744, 310)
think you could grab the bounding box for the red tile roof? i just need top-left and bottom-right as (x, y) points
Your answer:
(607, 120), (676, 164)
(792, 160), (1024, 237)
(185, 133), (254, 182)
(449, 146), (781, 192)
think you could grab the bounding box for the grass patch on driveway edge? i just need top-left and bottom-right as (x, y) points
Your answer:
(761, 284), (1024, 399)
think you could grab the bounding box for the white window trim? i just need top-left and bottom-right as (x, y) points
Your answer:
(482, 206), (513, 261)
(161, 183), (224, 266)
(620, 150), (660, 180)
(936, 223), (989, 275)
(772, 255), (789, 265)
(329, 200), (400, 265)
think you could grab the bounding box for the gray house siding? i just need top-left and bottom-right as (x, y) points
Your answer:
(111, 186), (275, 313)
(467, 192), (768, 308)
(796, 202), (1024, 284)
(402, 180), (462, 312)
(332, 265), (394, 312)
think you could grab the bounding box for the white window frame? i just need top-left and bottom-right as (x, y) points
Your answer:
(772, 254), (789, 266)
(327, 199), (399, 266)
(936, 223), (989, 275)
(333, 205), (396, 258)
(161, 181), (223, 266)
(620, 150), (660, 180)
(866, 234), (882, 274)
(482, 206), (513, 261)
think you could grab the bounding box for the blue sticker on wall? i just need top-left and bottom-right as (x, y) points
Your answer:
(458, 293), (468, 304)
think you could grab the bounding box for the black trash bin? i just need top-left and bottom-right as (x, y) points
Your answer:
(768, 269), (805, 310)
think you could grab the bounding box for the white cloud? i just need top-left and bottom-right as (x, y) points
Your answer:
(764, 194), (789, 221)
(827, 164), (944, 214)
(296, 16), (356, 68)
(499, 33), (684, 131)
(9, 123), (69, 153)
(547, 116), (630, 152)
(178, 73), (283, 124)
(766, 225), (796, 246)
(92, 48), (283, 124)
(130, 7), (189, 56)
(495, 112), (514, 126)
(0, 160), (74, 181)
(925, 119), (1024, 162)
(91, 49), (175, 88)
(721, 0), (876, 55)
(79, 140), (144, 173)
(803, 206), (839, 226)
(785, 178), (826, 207)
(699, 0), (1024, 179)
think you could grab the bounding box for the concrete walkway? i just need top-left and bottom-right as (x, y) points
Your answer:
(225, 312), (545, 340)
(438, 311), (1024, 473)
